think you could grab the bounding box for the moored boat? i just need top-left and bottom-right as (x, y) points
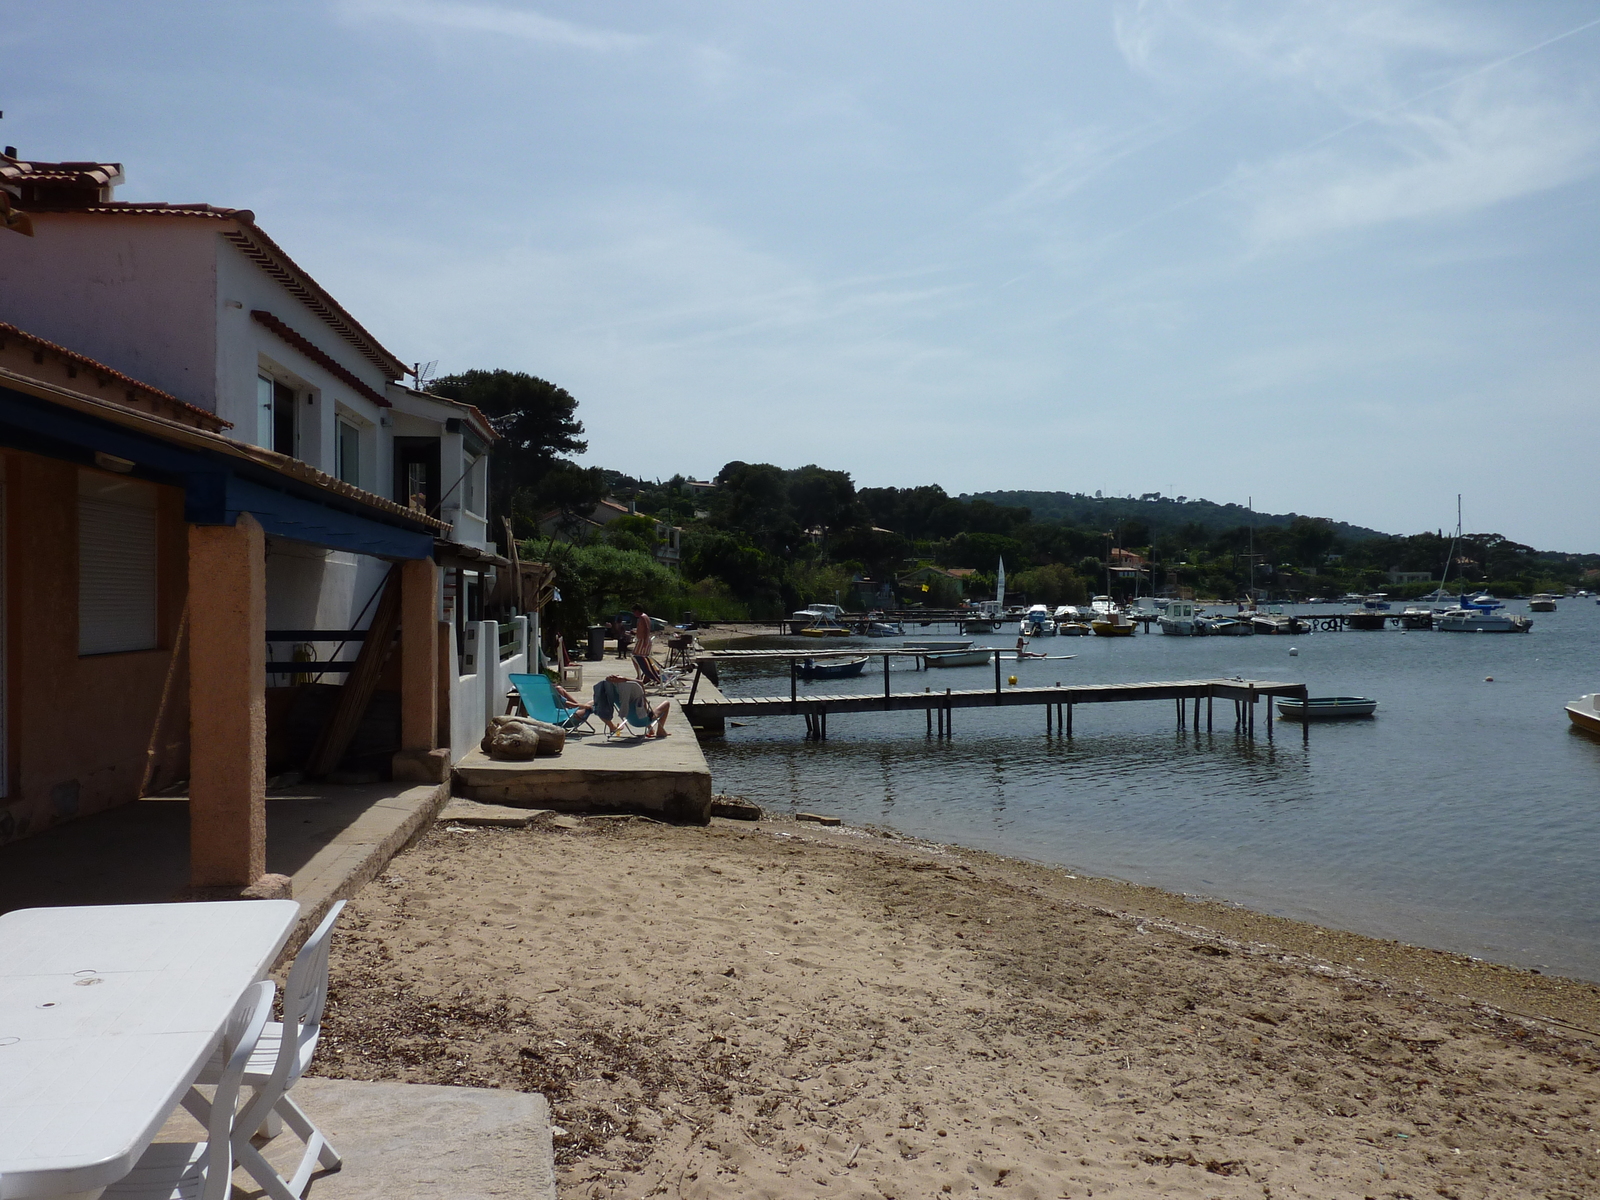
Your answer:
(923, 648), (992, 668)
(1091, 610), (1136, 637)
(1202, 616), (1250, 636)
(798, 656), (868, 680)
(1529, 594), (1558, 613)
(1158, 600), (1202, 636)
(1056, 622), (1092, 636)
(1019, 604), (1057, 636)
(1436, 595), (1532, 633)
(1399, 607), (1435, 630)
(1276, 696), (1379, 720)
(901, 639), (973, 651)
(1566, 694), (1600, 735)
(799, 624), (851, 637)
(1345, 610), (1388, 631)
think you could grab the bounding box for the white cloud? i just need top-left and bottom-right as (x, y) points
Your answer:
(336, 0), (645, 53)
(1113, 1), (1600, 245)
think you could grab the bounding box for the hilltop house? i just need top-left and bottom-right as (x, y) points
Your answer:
(536, 496), (682, 570)
(0, 152), (532, 889)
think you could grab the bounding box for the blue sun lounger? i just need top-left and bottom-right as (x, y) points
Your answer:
(508, 673), (595, 733)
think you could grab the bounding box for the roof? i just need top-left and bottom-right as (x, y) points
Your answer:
(0, 157), (124, 203)
(1, 153), (408, 380)
(0, 364), (447, 535)
(401, 386), (500, 444)
(0, 321), (230, 433)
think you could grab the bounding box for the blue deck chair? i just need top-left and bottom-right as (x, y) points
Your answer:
(508, 673), (595, 733)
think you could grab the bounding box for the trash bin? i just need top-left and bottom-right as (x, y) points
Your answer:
(682, 610), (697, 629)
(586, 625), (606, 661)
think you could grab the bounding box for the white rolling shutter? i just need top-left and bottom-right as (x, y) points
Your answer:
(79, 473), (158, 656)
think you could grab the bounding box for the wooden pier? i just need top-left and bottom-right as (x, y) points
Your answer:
(685, 651), (1309, 743)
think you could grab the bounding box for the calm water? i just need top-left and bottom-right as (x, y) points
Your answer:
(702, 602), (1600, 982)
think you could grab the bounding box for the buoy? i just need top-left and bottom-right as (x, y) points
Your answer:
(1288, 647), (1298, 656)
(1485, 676), (1494, 682)
(1008, 675), (1018, 686)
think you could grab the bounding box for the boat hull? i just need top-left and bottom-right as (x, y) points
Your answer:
(923, 650), (992, 667)
(1090, 621), (1135, 637)
(1345, 612), (1389, 630)
(1566, 696), (1600, 735)
(799, 657), (868, 680)
(1276, 696), (1378, 720)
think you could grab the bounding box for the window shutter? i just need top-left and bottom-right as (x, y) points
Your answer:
(79, 477), (158, 656)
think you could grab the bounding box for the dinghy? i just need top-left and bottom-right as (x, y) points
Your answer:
(1275, 696), (1378, 720)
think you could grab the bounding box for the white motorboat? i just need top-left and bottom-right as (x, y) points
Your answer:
(1158, 600), (1203, 636)
(1019, 604), (1056, 636)
(1529, 593), (1558, 613)
(1566, 694), (1600, 736)
(1276, 696), (1378, 720)
(1436, 595), (1532, 633)
(901, 639), (973, 651)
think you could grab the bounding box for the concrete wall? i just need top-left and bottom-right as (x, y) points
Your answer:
(446, 616), (528, 765)
(214, 236), (392, 464)
(0, 213), (218, 407)
(264, 545), (392, 684)
(0, 452), (189, 847)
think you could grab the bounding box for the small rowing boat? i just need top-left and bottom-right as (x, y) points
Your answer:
(798, 656), (868, 681)
(923, 649), (992, 668)
(1276, 696), (1378, 721)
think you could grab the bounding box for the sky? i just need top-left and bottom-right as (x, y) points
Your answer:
(7, 1), (1600, 549)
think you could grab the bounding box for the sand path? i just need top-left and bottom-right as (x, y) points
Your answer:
(315, 816), (1600, 1199)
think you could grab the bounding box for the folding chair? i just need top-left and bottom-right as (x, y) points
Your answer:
(633, 654), (685, 693)
(186, 902), (347, 1200)
(508, 672), (596, 733)
(106, 981), (275, 1200)
(604, 678), (660, 739)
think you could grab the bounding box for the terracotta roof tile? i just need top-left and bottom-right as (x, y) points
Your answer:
(0, 321), (230, 433)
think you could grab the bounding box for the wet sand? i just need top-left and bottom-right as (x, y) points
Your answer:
(315, 814), (1600, 1199)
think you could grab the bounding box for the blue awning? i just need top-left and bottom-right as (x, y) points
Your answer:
(0, 383), (436, 560)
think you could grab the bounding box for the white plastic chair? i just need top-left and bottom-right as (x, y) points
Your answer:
(186, 900), (346, 1200)
(105, 980), (275, 1200)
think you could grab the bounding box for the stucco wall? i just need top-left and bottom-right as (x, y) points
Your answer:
(263, 544), (392, 683)
(0, 213), (219, 407)
(213, 236), (392, 467)
(0, 452), (189, 847)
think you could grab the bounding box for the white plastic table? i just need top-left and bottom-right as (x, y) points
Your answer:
(0, 900), (301, 1200)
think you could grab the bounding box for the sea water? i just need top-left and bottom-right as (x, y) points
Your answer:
(701, 601), (1600, 982)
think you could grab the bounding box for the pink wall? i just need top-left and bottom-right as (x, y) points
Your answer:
(0, 213), (220, 410)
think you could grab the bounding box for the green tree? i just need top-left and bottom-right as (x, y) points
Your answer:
(430, 369), (588, 533)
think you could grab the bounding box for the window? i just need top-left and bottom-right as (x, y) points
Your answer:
(257, 374), (297, 456)
(79, 472), (157, 656)
(337, 419), (360, 486)
(273, 381), (296, 456)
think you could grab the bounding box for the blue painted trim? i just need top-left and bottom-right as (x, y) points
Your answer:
(226, 477), (433, 559)
(0, 384), (435, 559)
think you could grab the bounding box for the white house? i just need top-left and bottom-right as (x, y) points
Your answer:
(0, 152), (522, 783)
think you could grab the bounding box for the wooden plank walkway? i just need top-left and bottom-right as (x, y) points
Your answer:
(684, 676), (1310, 741)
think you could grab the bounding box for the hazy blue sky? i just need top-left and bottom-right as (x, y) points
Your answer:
(8, 2), (1600, 547)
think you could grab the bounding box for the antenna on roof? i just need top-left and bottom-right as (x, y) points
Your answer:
(409, 360), (438, 389)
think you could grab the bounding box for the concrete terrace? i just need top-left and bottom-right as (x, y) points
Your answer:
(451, 657), (714, 822)
(0, 780), (448, 949)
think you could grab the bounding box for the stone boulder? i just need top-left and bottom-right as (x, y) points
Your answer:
(481, 715), (566, 760)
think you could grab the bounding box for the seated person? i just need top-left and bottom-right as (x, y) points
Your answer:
(593, 675), (672, 738)
(1015, 636), (1045, 660)
(553, 680), (593, 722)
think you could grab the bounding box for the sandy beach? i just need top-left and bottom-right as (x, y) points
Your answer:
(315, 813), (1600, 1199)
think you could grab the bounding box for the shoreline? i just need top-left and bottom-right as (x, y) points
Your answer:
(318, 809), (1600, 1198)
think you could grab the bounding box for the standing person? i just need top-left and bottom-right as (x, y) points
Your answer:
(633, 605), (654, 661)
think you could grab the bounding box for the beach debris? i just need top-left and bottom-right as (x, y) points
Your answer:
(796, 812), (842, 826)
(711, 795), (763, 820)
(481, 714), (565, 759)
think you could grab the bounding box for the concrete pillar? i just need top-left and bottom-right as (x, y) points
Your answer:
(188, 513), (266, 888)
(393, 557), (447, 783)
